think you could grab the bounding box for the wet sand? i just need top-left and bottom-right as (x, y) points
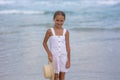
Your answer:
(0, 26), (120, 80)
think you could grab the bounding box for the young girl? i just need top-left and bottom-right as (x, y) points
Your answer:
(43, 11), (71, 80)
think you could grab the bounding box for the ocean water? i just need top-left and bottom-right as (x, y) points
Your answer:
(0, 0), (120, 80)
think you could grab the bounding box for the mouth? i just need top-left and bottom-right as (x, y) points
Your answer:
(57, 24), (62, 26)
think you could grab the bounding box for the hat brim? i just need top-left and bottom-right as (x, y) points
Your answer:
(49, 62), (54, 80)
(43, 61), (54, 80)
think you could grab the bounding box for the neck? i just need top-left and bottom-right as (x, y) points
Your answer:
(54, 26), (62, 29)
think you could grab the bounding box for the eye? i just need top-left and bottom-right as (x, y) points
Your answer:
(61, 20), (64, 22)
(56, 20), (59, 21)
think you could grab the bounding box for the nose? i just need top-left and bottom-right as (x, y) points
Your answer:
(58, 21), (63, 24)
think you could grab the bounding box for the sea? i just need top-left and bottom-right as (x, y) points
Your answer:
(0, 0), (120, 80)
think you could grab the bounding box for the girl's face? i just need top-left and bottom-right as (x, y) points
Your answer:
(54, 15), (65, 28)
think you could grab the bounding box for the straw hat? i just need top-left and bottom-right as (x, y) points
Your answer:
(43, 61), (54, 80)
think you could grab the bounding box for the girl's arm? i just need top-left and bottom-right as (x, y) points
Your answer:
(65, 30), (71, 68)
(43, 29), (53, 62)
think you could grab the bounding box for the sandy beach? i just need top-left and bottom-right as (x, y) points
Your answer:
(0, 26), (120, 80)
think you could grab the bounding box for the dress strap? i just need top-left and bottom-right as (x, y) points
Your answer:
(63, 29), (66, 36)
(51, 28), (55, 36)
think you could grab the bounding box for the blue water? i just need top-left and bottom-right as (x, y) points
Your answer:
(0, 0), (120, 80)
(0, 0), (120, 29)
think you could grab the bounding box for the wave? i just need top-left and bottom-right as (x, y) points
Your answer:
(70, 27), (120, 31)
(0, 10), (46, 15)
(0, 10), (74, 15)
(1, 0), (120, 11)
(96, 0), (120, 5)
(0, 0), (14, 5)
(0, 31), (20, 35)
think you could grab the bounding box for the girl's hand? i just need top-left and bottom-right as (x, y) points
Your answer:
(48, 53), (53, 62)
(66, 60), (70, 69)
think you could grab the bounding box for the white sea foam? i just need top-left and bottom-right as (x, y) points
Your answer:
(0, 10), (45, 14)
(0, 0), (15, 5)
(97, 0), (120, 5)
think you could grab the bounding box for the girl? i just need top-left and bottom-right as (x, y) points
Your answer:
(43, 11), (71, 80)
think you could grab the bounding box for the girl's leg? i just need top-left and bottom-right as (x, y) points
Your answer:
(59, 72), (65, 80)
(54, 73), (59, 80)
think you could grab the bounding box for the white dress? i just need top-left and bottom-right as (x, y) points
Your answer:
(49, 28), (68, 73)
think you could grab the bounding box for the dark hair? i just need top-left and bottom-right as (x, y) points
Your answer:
(53, 11), (66, 20)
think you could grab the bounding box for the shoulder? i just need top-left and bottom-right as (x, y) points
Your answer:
(47, 28), (51, 32)
(46, 28), (52, 36)
(64, 28), (69, 36)
(64, 28), (69, 33)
